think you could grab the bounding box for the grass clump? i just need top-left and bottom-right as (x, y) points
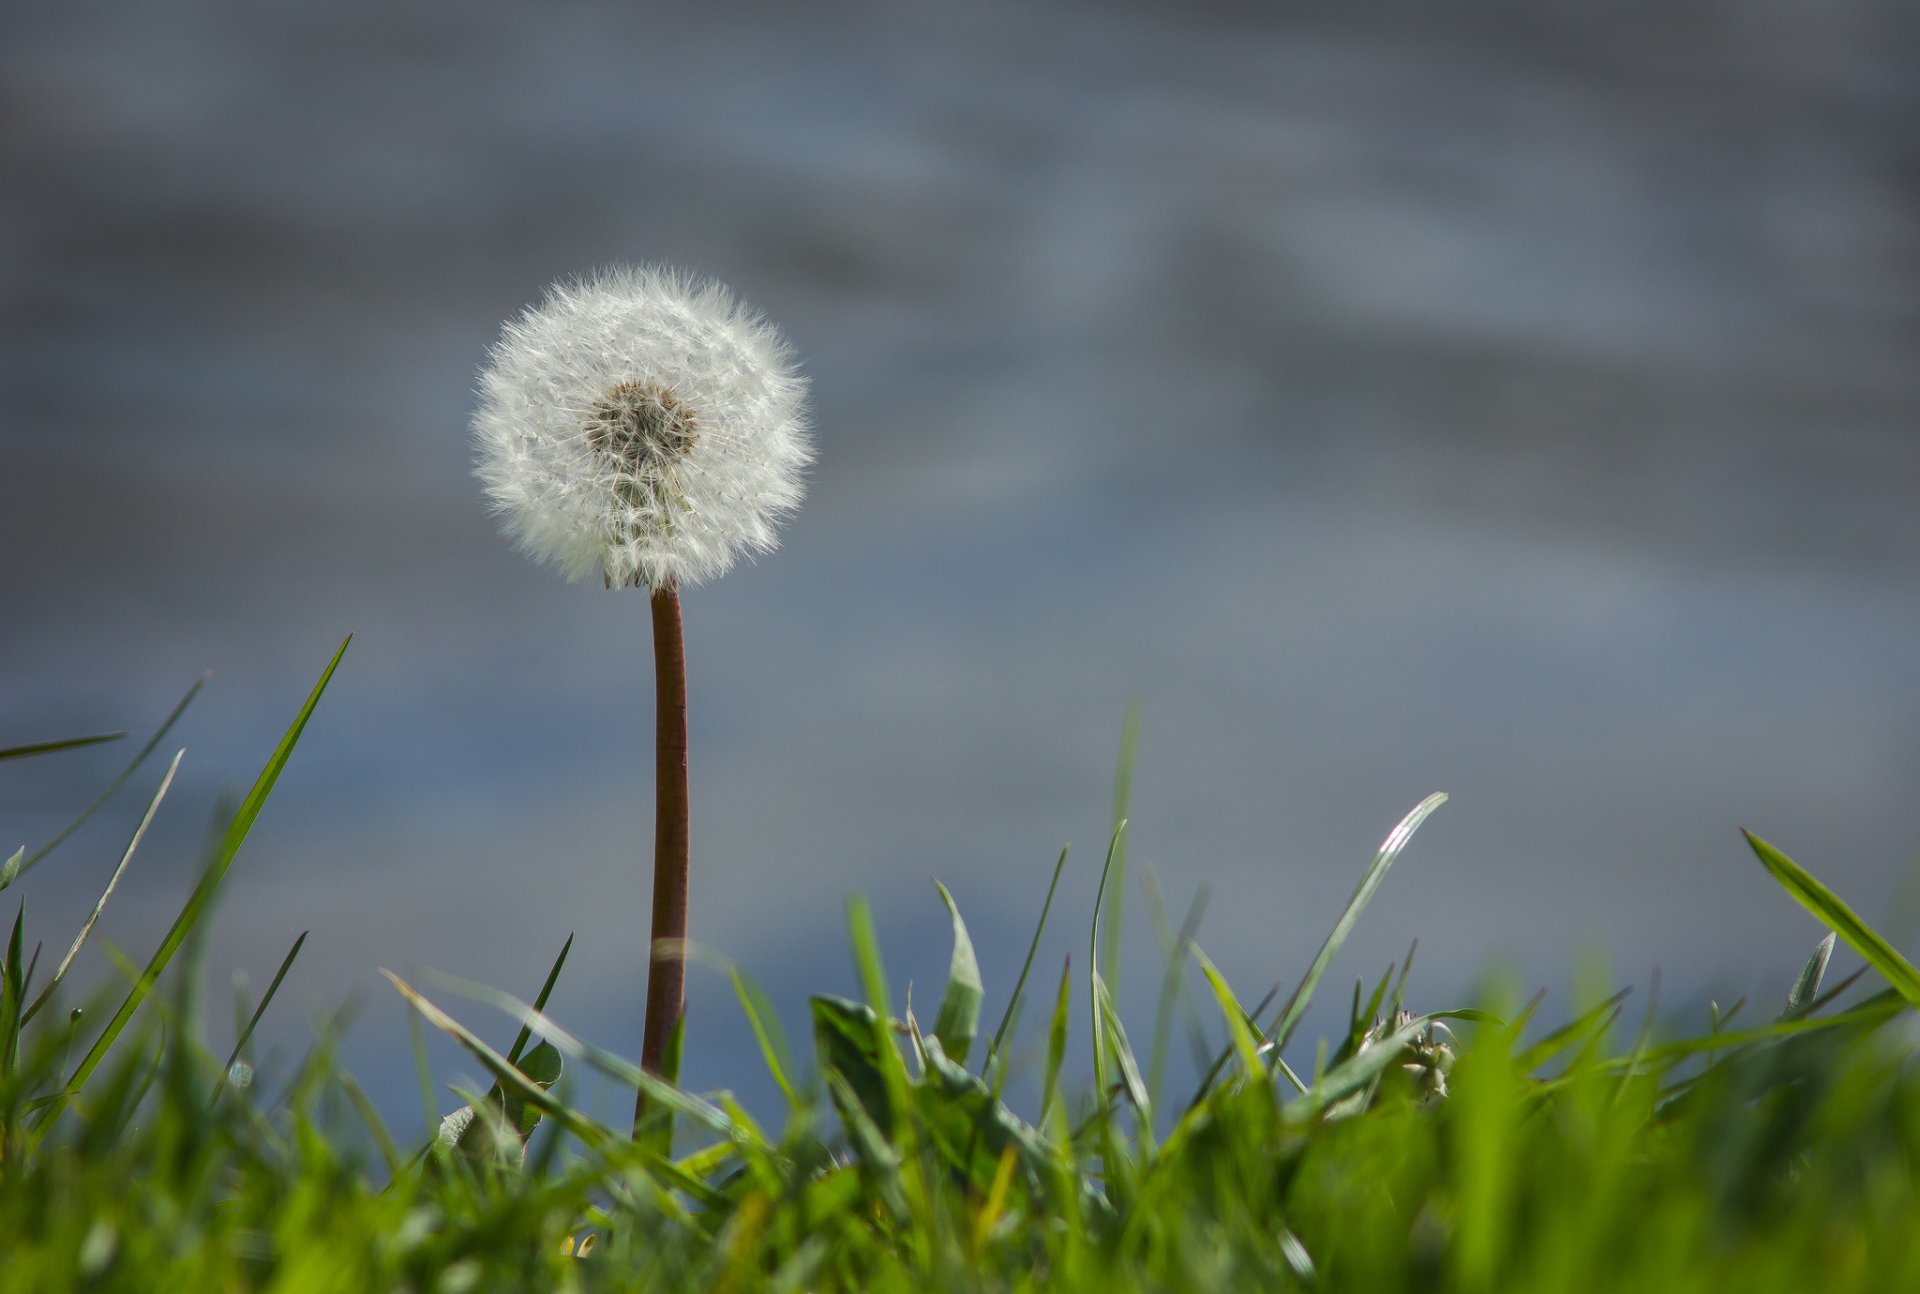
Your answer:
(4, 640), (1919, 1292)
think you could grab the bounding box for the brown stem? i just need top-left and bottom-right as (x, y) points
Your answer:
(636, 583), (689, 1133)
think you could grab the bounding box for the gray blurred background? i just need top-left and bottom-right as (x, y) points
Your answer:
(4, 0), (1918, 1129)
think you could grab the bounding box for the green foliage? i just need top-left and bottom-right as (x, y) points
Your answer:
(4, 650), (1920, 1291)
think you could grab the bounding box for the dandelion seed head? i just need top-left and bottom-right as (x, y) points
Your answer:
(472, 265), (812, 589)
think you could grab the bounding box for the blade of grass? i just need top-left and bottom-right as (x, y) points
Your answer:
(1088, 821), (1127, 1103)
(1283, 1013), (1433, 1124)
(0, 732), (125, 761)
(1142, 871), (1207, 1114)
(847, 894), (891, 1018)
(15, 673), (207, 884)
(23, 749), (184, 1025)
(1746, 830), (1920, 1009)
(214, 930), (307, 1098)
(338, 1068), (405, 1178)
(930, 881), (983, 1065)
(1193, 794), (1447, 1102)
(1268, 793), (1448, 1055)
(507, 933), (574, 1067)
(1040, 956), (1071, 1120)
(1607, 988), (1907, 1069)
(1782, 932), (1836, 1020)
(2, 905), (26, 1073)
(1099, 703), (1141, 989)
(984, 845), (1069, 1077)
(1197, 952), (1262, 1080)
(408, 1005), (438, 1145)
(33, 637), (349, 1131)
(732, 967), (799, 1110)
(417, 971), (741, 1140)
(1517, 988), (1633, 1072)
(384, 971), (611, 1150)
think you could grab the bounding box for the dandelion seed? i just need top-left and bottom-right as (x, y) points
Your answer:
(471, 265), (812, 1138)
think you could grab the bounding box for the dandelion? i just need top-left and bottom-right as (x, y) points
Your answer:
(472, 265), (812, 1134)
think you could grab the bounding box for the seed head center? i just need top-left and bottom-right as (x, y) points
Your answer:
(586, 381), (696, 479)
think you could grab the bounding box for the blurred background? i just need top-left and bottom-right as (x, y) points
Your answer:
(4, 0), (1918, 1129)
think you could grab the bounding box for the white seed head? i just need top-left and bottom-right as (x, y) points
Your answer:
(472, 265), (812, 590)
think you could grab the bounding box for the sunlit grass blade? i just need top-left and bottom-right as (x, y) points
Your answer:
(1197, 951), (1262, 1079)
(0, 732), (125, 761)
(1094, 968), (1150, 1131)
(214, 930), (307, 1098)
(1192, 794), (1447, 1102)
(1745, 830), (1920, 1009)
(930, 880), (983, 1065)
(16, 673), (207, 884)
(23, 749), (183, 1025)
(33, 637), (349, 1130)
(1267, 792), (1448, 1056)
(984, 845), (1068, 1078)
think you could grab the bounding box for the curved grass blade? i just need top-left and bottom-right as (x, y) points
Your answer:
(1088, 820), (1128, 1103)
(1268, 793), (1448, 1055)
(23, 749), (184, 1025)
(1099, 703), (1141, 988)
(930, 880), (983, 1065)
(984, 845), (1069, 1077)
(1192, 794), (1447, 1103)
(1746, 830), (1920, 1009)
(16, 673), (207, 884)
(0, 732), (125, 762)
(33, 638), (349, 1131)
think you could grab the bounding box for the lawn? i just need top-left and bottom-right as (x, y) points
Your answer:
(4, 639), (1917, 1292)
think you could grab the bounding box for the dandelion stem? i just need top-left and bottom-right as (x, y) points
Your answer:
(637, 583), (690, 1135)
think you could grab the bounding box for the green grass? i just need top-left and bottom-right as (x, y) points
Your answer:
(4, 641), (1920, 1291)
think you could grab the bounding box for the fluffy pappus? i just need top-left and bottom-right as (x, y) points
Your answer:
(472, 265), (812, 589)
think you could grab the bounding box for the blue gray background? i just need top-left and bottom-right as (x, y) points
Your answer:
(4, 0), (1918, 1128)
